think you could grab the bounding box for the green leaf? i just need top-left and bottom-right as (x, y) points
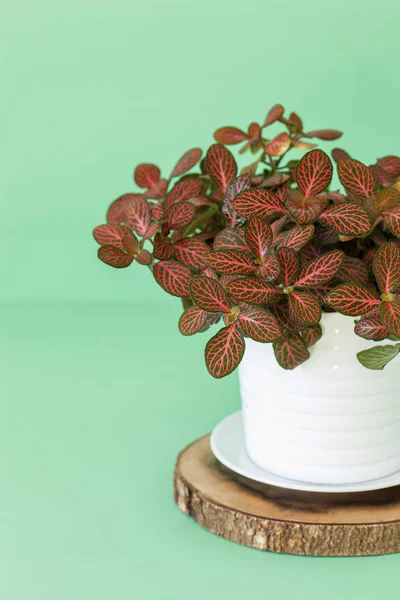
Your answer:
(357, 344), (400, 370)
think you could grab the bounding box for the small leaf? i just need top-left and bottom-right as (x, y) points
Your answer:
(153, 260), (192, 297)
(145, 178), (168, 199)
(377, 156), (400, 178)
(302, 325), (322, 347)
(171, 148), (202, 178)
(226, 277), (282, 305)
(274, 224), (315, 251)
(122, 235), (139, 255)
(164, 202), (196, 230)
(206, 144), (237, 193)
(273, 334), (310, 370)
(222, 174), (250, 227)
(134, 163), (160, 189)
(295, 149), (333, 198)
(214, 227), (250, 253)
(153, 233), (175, 260)
(337, 256), (369, 286)
(174, 238), (209, 268)
(379, 302), (400, 337)
(107, 193), (140, 224)
(295, 250), (343, 288)
(190, 276), (231, 313)
(166, 179), (203, 208)
(337, 158), (376, 199)
(262, 104), (284, 127)
(234, 188), (287, 220)
(98, 245), (134, 269)
(245, 217), (273, 260)
(238, 307), (282, 342)
(135, 249), (152, 265)
(373, 242), (400, 295)
(383, 206), (400, 237)
(126, 196), (151, 236)
(357, 344), (400, 370)
(291, 139), (317, 151)
(179, 305), (209, 336)
(205, 250), (255, 275)
(205, 324), (245, 378)
(93, 224), (133, 250)
(375, 187), (400, 212)
(276, 247), (300, 287)
(214, 127), (249, 145)
(264, 132), (291, 157)
(324, 283), (380, 316)
(286, 192), (326, 224)
(289, 291), (321, 325)
(319, 202), (371, 236)
(305, 129), (342, 140)
(255, 254), (281, 280)
(355, 317), (389, 341)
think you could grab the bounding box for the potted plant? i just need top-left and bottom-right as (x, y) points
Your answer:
(93, 105), (400, 486)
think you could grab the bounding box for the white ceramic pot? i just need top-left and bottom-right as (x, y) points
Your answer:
(239, 312), (400, 485)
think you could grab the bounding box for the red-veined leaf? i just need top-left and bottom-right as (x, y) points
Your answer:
(379, 302), (400, 337)
(337, 256), (369, 286)
(264, 133), (291, 157)
(143, 222), (160, 240)
(226, 277), (282, 305)
(164, 201), (195, 230)
(302, 324), (322, 347)
(135, 249), (152, 265)
(262, 104), (284, 127)
(295, 250), (343, 288)
(151, 201), (164, 220)
(270, 303), (306, 333)
(234, 188), (287, 220)
(205, 324), (245, 378)
(375, 187), (400, 211)
(205, 250), (255, 275)
(98, 245), (134, 269)
(307, 280), (338, 305)
(213, 228), (250, 252)
(276, 247), (300, 287)
(134, 163), (160, 189)
(295, 149), (333, 198)
(378, 156), (400, 178)
(324, 283), (380, 316)
(261, 172), (290, 188)
(214, 127), (249, 145)
(153, 260), (192, 297)
(126, 196), (151, 236)
(274, 224), (315, 251)
(145, 178), (168, 199)
(206, 144), (237, 193)
(122, 235), (139, 255)
(222, 174), (250, 226)
(286, 192), (326, 224)
(373, 242), (400, 295)
(332, 148), (350, 163)
(187, 196), (214, 207)
(174, 238), (209, 268)
(255, 254), (281, 280)
(178, 305), (209, 336)
(106, 193), (140, 224)
(166, 179), (203, 208)
(238, 307), (282, 342)
(337, 158), (375, 199)
(354, 317), (389, 341)
(270, 215), (288, 238)
(383, 206), (400, 237)
(313, 224), (339, 246)
(153, 233), (175, 260)
(93, 224), (133, 250)
(190, 276), (231, 313)
(319, 203), (371, 236)
(245, 217), (273, 260)
(273, 334), (310, 370)
(171, 148), (202, 178)
(305, 129), (342, 140)
(369, 165), (392, 186)
(289, 290), (321, 325)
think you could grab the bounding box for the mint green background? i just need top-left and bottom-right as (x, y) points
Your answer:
(2, 0), (400, 598)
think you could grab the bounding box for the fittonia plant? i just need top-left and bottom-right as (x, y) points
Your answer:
(93, 105), (400, 378)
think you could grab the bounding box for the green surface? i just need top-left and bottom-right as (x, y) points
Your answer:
(2, 0), (400, 597)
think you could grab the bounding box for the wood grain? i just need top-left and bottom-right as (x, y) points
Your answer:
(174, 435), (400, 556)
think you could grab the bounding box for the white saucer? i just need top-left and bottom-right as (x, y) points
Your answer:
(210, 411), (400, 493)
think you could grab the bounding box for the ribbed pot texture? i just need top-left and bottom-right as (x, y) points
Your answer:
(239, 312), (400, 485)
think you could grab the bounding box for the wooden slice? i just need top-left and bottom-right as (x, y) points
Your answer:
(174, 434), (400, 556)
